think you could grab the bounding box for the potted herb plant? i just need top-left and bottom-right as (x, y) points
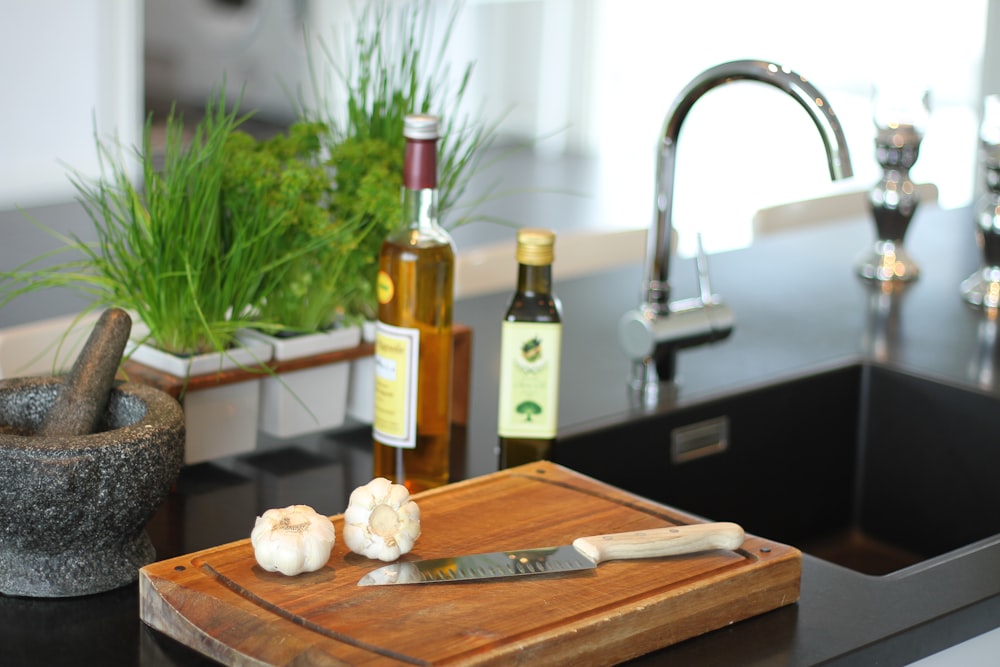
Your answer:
(0, 89), (350, 461)
(225, 122), (365, 437)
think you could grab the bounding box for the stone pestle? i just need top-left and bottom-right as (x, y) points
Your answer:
(39, 308), (133, 436)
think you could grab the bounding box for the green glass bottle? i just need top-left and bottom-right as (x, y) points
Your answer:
(497, 228), (562, 468)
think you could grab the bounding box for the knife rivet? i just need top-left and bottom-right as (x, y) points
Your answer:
(174, 565), (186, 572)
(760, 547), (771, 553)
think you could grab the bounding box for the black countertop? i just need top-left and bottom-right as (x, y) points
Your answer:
(454, 202), (1000, 666)
(3, 201), (1000, 666)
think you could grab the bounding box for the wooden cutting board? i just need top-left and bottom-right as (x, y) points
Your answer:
(140, 461), (801, 666)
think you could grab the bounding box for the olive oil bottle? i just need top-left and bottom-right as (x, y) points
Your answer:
(373, 115), (454, 493)
(498, 228), (562, 468)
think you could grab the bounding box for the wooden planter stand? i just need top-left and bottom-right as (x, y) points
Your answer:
(121, 324), (473, 427)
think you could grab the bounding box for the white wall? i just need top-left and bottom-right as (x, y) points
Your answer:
(0, 0), (143, 211)
(144, 0), (335, 121)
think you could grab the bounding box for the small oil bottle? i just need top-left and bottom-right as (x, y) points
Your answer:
(497, 228), (562, 468)
(372, 114), (454, 492)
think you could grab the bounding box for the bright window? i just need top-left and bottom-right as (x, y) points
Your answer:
(461, 0), (989, 255)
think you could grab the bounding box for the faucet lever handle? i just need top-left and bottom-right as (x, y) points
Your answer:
(695, 233), (714, 305)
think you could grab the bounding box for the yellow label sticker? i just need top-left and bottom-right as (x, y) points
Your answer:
(376, 270), (394, 305)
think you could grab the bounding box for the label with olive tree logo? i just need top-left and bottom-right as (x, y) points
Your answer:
(498, 321), (562, 438)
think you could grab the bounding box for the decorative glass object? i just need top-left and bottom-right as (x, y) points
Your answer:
(857, 87), (930, 282)
(960, 94), (1000, 310)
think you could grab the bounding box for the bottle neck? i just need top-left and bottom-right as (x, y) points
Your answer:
(401, 136), (443, 235)
(404, 137), (437, 190)
(403, 187), (440, 233)
(517, 263), (553, 294)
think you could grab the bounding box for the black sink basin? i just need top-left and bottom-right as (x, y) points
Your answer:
(556, 362), (1000, 576)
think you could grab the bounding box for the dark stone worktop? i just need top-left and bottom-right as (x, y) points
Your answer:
(3, 199), (999, 665)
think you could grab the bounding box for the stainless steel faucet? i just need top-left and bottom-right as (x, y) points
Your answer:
(619, 60), (854, 400)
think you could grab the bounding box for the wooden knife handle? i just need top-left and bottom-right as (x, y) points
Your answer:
(572, 522), (745, 564)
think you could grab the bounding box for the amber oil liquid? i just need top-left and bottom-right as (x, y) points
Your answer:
(373, 233), (454, 492)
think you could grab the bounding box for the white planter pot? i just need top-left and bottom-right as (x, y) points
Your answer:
(126, 327), (273, 464)
(346, 320), (377, 423)
(239, 325), (362, 438)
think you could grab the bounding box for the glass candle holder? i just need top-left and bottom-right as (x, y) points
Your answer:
(960, 94), (1000, 310)
(857, 86), (930, 283)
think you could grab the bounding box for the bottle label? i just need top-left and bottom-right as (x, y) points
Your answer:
(498, 321), (562, 438)
(373, 321), (420, 448)
(376, 270), (395, 305)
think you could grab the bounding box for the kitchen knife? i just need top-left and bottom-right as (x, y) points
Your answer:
(357, 522), (744, 586)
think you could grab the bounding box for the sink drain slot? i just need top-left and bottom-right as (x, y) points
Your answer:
(671, 416), (729, 464)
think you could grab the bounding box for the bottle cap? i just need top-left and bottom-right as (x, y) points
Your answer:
(404, 114), (440, 140)
(516, 228), (555, 266)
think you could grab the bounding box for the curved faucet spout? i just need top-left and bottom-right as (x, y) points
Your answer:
(621, 60), (854, 400)
(644, 59), (854, 315)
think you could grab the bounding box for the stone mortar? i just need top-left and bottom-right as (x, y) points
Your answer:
(0, 376), (184, 597)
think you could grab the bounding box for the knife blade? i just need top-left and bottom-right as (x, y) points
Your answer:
(357, 521), (744, 586)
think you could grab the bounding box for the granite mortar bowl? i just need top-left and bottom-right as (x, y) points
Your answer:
(0, 376), (184, 597)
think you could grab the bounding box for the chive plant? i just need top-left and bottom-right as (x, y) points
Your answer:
(0, 89), (343, 357)
(301, 0), (503, 320)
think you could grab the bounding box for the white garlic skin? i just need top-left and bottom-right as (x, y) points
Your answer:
(250, 504), (336, 576)
(343, 477), (421, 562)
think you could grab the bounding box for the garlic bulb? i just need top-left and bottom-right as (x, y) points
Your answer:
(250, 504), (336, 576)
(343, 477), (421, 562)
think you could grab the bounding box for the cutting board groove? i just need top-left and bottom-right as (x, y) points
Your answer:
(141, 462), (800, 666)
